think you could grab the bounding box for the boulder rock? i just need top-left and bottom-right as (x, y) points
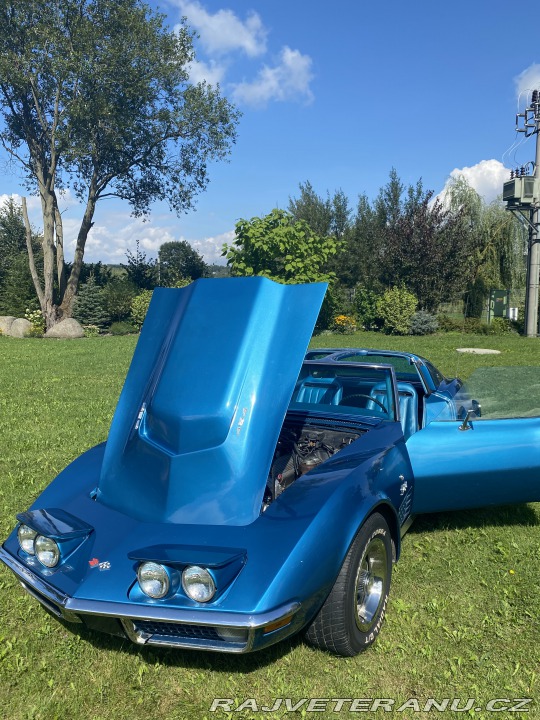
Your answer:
(9, 318), (32, 338)
(44, 318), (85, 339)
(0, 316), (16, 335)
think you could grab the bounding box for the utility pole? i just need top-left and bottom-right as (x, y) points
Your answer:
(530, 125), (540, 336)
(503, 90), (540, 337)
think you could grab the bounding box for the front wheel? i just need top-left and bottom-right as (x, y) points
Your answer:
(305, 513), (392, 656)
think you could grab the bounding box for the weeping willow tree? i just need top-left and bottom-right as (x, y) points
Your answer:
(445, 176), (526, 318)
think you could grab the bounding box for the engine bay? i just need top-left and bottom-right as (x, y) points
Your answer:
(263, 421), (362, 509)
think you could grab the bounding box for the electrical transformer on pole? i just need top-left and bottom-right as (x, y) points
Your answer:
(503, 90), (540, 337)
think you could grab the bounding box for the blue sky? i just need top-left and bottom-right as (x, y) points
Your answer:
(2, 0), (540, 264)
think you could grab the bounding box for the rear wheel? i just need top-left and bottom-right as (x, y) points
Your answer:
(306, 513), (392, 656)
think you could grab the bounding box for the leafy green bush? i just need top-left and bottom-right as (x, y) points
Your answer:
(353, 286), (379, 330)
(376, 286), (417, 335)
(437, 314), (462, 332)
(109, 321), (137, 336)
(463, 317), (488, 334)
(437, 314), (496, 334)
(489, 317), (516, 335)
(410, 310), (438, 335)
(83, 324), (100, 338)
(130, 290), (153, 329)
(102, 277), (137, 322)
(25, 326), (44, 338)
(315, 284), (341, 333)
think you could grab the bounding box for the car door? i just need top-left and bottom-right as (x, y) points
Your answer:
(406, 366), (540, 514)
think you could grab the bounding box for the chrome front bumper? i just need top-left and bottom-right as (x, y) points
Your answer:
(0, 546), (300, 653)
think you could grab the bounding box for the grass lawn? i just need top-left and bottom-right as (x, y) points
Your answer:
(0, 332), (539, 720)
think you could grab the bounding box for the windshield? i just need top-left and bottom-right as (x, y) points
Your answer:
(288, 363), (397, 421)
(335, 352), (422, 384)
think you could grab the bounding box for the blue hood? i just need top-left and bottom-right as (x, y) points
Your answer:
(97, 277), (326, 526)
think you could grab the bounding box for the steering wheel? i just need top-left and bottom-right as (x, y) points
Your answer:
(341, 394), (389, 414)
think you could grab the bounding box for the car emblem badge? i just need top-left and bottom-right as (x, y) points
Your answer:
(399, 476), (408, 496)
(236, 407), (248, 435)
(89, 558), (111, 571)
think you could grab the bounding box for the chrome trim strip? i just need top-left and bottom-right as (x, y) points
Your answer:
(0, 546), (69, 607)
(20, 581), (64, 618)
(67, 598), (300, 629)
(121, 619), (255, 653)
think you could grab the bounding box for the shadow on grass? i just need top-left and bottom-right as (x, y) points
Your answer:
(54, 612), (304, 672)
(408, 502), (539, 535)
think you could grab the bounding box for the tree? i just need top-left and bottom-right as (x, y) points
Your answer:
(0, 0), (239, 328)
(444, 176), (526, 317)
(288, 181), (333, 238)
(0, 251), (38, 316)
(334, 193), (381, 288)
(72, 276), (109, 328)
(0, 198), (43, 315)
(0, 197), (26, 262)
(122, 240), (158, 291)
(379, 188), (470, 312)
(222, 209), (339, 283)
(102, 277), (137, 323)
(0, 197), (25, 300)
(158, 240), (207, 285)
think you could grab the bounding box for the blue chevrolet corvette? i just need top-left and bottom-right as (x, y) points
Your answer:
(2, 278), (540, 656)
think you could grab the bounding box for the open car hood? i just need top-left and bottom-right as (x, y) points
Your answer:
(97, 278), (327, 526)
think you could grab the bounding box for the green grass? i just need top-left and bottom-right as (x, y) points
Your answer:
(1, 333), (539, 720)
(311, 329), (540, 381)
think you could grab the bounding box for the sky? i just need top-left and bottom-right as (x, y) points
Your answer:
(2, 0), (540, 265)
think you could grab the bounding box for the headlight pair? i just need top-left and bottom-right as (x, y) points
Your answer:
(137, 562), (216, 602)
(17, 524), (60, 568)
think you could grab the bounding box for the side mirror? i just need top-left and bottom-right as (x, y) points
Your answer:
(459, 409), (476, 432)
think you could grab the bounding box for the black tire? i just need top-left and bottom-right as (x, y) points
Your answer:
(305, 513), (392, 656)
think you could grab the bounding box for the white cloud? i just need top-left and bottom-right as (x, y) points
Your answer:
(177, 1), (267, 57)
(2, 188), (231, 265)
(0, 193), (40, 212)
(231, 46), (314, 108)
(515, 63), (540, 102)
(187, 58), (227, 86)
(64, 209), (230, 265)
(191, 229), (234, 264)
(438, 159), (509, 205)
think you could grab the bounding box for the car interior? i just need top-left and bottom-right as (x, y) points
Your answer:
(289, 364), (423, 441)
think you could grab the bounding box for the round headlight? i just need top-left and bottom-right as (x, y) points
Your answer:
(138, 562), (170, 599)
(182, 565), (216, 603)
(35, 535), (60, 568)
(17, 524), (37, 555)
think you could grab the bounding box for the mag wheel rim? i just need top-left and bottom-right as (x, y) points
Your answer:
(354, 537), (387, 632)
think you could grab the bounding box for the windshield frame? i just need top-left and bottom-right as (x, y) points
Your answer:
(289, 360), (400, 423)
